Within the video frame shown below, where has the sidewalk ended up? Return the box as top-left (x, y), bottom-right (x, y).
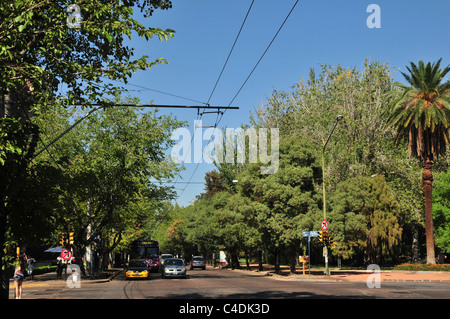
top-left (228, 264), bottom-right (450, 283)
top-left (330, 269), bottom-right (450, 283)
top-left (9, 268), bottom-right (122, 289)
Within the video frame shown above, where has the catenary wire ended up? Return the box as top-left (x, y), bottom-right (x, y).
top-left (216, 0), bottom-right (300, 126)
top-left (176, 1), bottom-right (257, 199)
top-left (176, 1), bottom-right (300, 200)
top-left (205, 0), bottom-right (255, 106)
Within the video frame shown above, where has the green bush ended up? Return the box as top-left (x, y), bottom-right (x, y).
top-left (27, 265), bottom-right (57, 276)
top-left (394, 263), bottom-right (450, 271)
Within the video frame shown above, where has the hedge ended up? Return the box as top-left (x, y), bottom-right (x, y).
top-left (27, 265), bottom-right (57, 276)
top-left (394, 263), bottom-right (450, 272)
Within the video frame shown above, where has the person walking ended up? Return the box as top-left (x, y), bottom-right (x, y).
top-left (26, 255), bottom-right (36, 280)
top-left (13, 255), bottom-right (25, 299)
top-left (56, 255), bottom-right (64, 278)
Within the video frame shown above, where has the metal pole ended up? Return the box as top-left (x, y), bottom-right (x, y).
top-left (31, 106), bottom-right (103, 160)
top-left (31, 104), bottom-right (239, 160)
top-left (308, 235), bottom-right (311, 276)
top-left (321, 115), bottom-right (343, 277)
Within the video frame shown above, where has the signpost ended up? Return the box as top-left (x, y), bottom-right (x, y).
top-left (302, 231), bottom-right (319, 276)
top-left (61, 249), bottom-right (72, 261)
top-left (320, 220), bottom-right (330, 276)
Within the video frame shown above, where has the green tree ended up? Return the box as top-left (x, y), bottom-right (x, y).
top-left (31, 98), bottom-right (184, 270)
top-left (330, 175), bottom-right (402, 264)
top-left (387, 59), bottom-right (450, 264)
top-left (0, 0), bottom-right (174, 296)
top-left (163, 199), bottom-right (216, 259)
top-left (433, 170), bottom-right (450, 254)
top-left (251, 59), bottom-right (396, 185)
top-left (198, 170), bottom-right (226, 199)
top-left (238, 136), bottom-right (321, 272)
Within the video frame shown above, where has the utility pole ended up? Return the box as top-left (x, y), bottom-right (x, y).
top-left (321, 115), bottom-right (343, 276)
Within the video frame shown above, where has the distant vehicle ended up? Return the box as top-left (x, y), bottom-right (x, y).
top-left (159, 254), bottom-right (173, 269)
top-left (126, 259), bottom-right (149, 279)
top-left (129, 239), bottom-right (159, 272)
top-left (190, 256), bottom-right (206, 270)
top-left (162, 258), bottom-right (187, 279)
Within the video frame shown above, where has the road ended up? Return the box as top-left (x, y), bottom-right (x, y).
top-left (12, 267), bottom-right (450, 300)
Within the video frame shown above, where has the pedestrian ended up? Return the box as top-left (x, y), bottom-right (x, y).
top-left (56, 255), bottom-right (64, 278)
top-left (26, 255), bottom-right (36, 280)
top-left (13, 255), bottom-right (25, 299)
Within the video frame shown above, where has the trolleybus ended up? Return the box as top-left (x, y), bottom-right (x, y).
top-left (129, 239), bottom-right (160, 272)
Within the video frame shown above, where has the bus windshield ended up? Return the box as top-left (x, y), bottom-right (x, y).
top-left (130, 239), bottom-right (159, 260)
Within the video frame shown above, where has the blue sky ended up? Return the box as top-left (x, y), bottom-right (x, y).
top-left (120, 0), bottom-right (450, 207)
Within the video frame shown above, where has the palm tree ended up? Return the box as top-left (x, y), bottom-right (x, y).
top-left (388, 59), bottom-right (450, 264)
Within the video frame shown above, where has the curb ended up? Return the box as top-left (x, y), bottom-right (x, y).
top-left (107, 269), bottom-right (122, 282)
top-left (9, 269), bottom-right (123, 289)
top-left (222, 266), bottom-right (450, 284)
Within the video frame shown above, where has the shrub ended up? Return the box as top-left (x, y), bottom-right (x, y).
top-left (394, 263), bottom-right (450, 271)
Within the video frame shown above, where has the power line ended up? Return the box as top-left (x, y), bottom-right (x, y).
top-left (206, 0), bottom-right (255, 106)
top-left (176, 1), bottom-right (256, 200)
top-left (32, 104), bottom-right (238, 161)
top-left (111, 80), bottom-right (209, 105)
top-left (228, 0), bottom-right (300, 107)
top-left (175, 1), bottom-right (300, 202)
top-left (89, 103), bottom-right (238, 110)
top-left (217, 0), bottom-right (300, 126)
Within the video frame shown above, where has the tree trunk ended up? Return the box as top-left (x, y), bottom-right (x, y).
top-left (289, 254), bottom-right (296, 274)
top-left (412, 223), bottom-right (419, 263)
top-left (422, 158), bottom-right (436, 264)
top-left (244, 250), bottom-right (250, 270)
top-left (258, 250), bottom-right (263, 271)
top-left (274, 248), bottom-right (280, 273)
top-left (0, 198), bottom-right (9, 299)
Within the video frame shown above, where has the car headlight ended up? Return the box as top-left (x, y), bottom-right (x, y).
top-left (182, 267), bottom-right (186, 272)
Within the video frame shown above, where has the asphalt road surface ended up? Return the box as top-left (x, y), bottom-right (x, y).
top-left (12, 267), bottom-right (450, 300)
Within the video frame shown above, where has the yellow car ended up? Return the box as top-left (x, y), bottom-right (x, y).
top-left (126, 260), bottom-right (149, 279)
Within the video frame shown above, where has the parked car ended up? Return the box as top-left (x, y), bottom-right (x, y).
top-left (190, 256), bottom-right (206, 270)
top-left (126, 259), bottom-right (149, 279)
top-left (162, 258), bottom-right (187, 279)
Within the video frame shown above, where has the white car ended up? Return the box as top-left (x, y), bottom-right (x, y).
top-left (162, 258), bottom-right (187, 278)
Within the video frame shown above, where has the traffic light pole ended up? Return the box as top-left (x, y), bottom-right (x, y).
top-left (321, 115), bottom-right (343, 277)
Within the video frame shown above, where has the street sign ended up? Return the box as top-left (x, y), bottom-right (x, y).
top-left (61, 249), bottom-right (72, 261)
top-left (321, 219), bottom-right (329, 231)
top-left (303, 231), bottom-right (319, 237)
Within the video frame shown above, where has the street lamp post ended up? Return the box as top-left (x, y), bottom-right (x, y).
top-left (321, 115), bottom-right (343, 276)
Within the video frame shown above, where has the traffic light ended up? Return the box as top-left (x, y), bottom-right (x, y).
top-left (328, 235), bottom-right (333, 247)
top-left (69, 232), bottom-right (74, 245)
top-left (60, 233), bottom-right (68, 246)
top-left (318, 231), bottom-right (324, 243)
top-left (323, 232), bottom-right (328, 244)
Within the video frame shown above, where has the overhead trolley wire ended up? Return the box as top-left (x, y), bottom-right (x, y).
top-left (206, 0), bottom-right (255, 106)
top-left (175, 0), bottom-right (300, 201)
top-left (111, 80), bottom-right (209, 106)
top-left (216, 0), bottom-right (300, 126)
top-left (175, 1), bottom-right (256, 199)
